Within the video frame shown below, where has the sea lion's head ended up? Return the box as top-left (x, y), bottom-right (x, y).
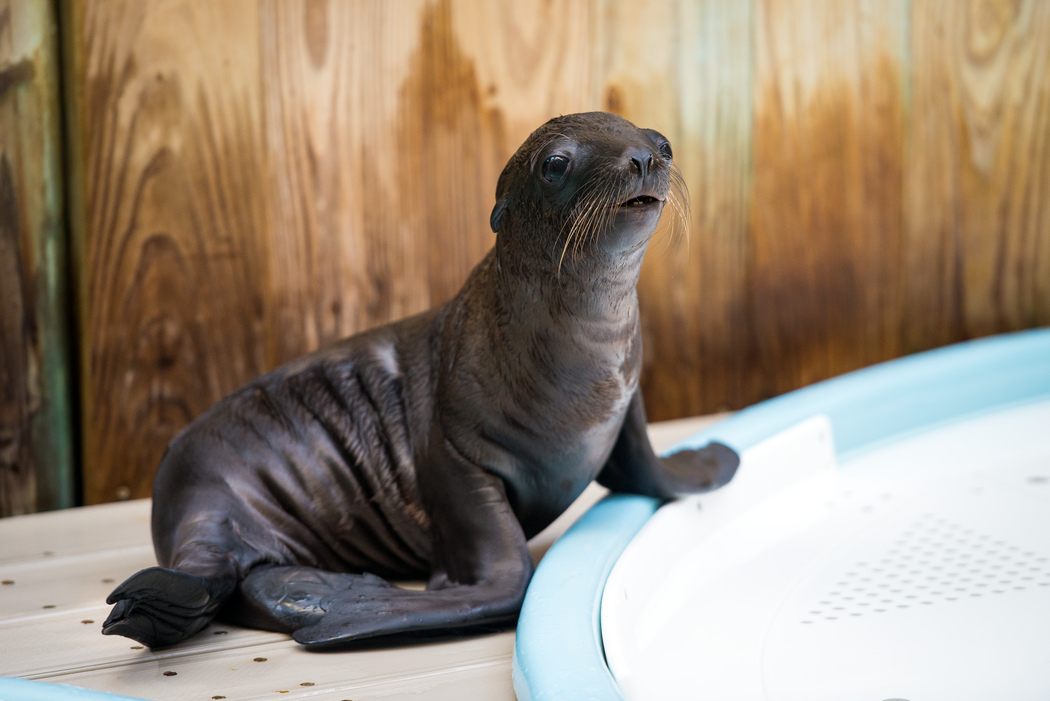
top-left (489, 112), bottom-right (687, 267)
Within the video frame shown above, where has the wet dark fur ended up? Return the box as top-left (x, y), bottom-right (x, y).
top-left (102, 112), bottom-right (739, 650)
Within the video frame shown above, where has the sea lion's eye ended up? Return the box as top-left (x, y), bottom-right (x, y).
top-left (657, 142), bottom-right (673, 160)
top-left (542, 155), bottom-right (569, 182)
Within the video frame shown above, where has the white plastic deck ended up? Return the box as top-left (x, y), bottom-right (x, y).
top-left (0, 415), bottom-right (722, 700)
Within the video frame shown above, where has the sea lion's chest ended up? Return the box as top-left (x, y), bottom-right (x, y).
top-left (510, 415), bottom-right (627, 538)
top-left (480, 361), bottom-right (638, 538)
top-left (435, 256), bottom-right (645, 537)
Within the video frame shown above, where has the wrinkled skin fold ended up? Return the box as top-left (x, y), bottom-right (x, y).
top-left (103, 112), bottom-right (740, 650)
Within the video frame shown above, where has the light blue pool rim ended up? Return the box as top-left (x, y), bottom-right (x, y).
top-left (0, 678), bottom-right (147, 701)
top-left (512, 328), bottom-right (1050, 701)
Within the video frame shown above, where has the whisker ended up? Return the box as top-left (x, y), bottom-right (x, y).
top-left (656, 164), bottom-right (690, 254)
top-left (672, 164), bottom-right (691, 252)
top-left (561, 177), bottom-right (617, 276)
top-left (557, 175), bottom-right (611, 277)
top-left (580, 185), bottom-right (612, 259)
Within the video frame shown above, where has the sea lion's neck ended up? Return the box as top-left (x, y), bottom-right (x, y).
top-left (493, 230), bottom-right (649, 327)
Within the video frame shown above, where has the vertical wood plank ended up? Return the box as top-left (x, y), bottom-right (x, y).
top-left (0, 0), bottom-right (74, 515)
top-left (751, 0), bottom-right (909, 395)
top-left (65, 0), bottom-right (1050, 505)
top-left (259, 0), bottom-right (430, 364)
top-left (594, 0), bottom-right (757, 420)
top-left (258, 0), bottom-right (601, 366)
top-left (435, 0), bottom-right (601, 299)
top-left (402, 0), bottom-right (509, 309)
top-left (904, 0), bottom-right (1050, 352)
top-left (450, 0), bottom-right (598, 139)
top-left (67, 0), bottom-right (270, 503)
top-left (406, 0), bottom-right (600, 307)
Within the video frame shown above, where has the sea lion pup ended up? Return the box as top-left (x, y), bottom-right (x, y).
top-left (102, 111), bottom-right (739, 650)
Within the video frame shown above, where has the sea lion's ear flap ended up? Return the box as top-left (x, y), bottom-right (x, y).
top-left (490, 196), bottom-right (509, 233)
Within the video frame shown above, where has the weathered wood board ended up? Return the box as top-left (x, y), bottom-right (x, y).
top-left (59, 0), bottom-right (1050, 505)
top-left (903, 0), bottom-right (1050, 351)
top-left (0, 0), bottom-right (74, 515)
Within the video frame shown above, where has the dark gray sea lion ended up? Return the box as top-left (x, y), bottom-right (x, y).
top-left (102, 112), bottom-right (739, 650)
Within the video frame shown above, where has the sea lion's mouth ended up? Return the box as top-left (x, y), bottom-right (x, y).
top-left (618, 195), bottom-right (663, 209)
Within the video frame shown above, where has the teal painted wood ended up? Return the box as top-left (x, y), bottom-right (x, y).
top-left (0, 0), bottom-right (75, 515)
top-left (514, 328), bottom-right (1050, 700)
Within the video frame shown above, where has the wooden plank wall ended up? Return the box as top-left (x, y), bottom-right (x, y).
top-left (0, 0), bottom-right (74, 515)
top-left (59, 0), bottom-right (1050, 505)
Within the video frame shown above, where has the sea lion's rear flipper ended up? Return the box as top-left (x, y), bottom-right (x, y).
top-left (238, 565), bottom-right (520, 649)
top-left (102, 567), bottom-right (234, 648)
top-left (597, 388), bottom-right (740, 498)
top-left (235, 566), bottom-right (393, 634)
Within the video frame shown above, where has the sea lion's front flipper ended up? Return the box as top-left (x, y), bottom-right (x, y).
top-left (240, 431), bottom-right (533, 649)
top-left (597, 388), bottom-right (740, 499)
top-left (102, 567), bottom-right (234, 648)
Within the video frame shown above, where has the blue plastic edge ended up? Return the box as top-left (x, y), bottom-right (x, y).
top-left (513, 328), bottom-right (1050, 701)
top-left (512, 494), bottom-right (659, 701)
top-left (0, 678), bottom-right (148, 701)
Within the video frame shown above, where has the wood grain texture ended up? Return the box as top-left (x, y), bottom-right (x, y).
top-left (0, 0), bottom-right (74, 515)
top-left (256, 0), bottom-right (571, 364)
top-left (751, 0), bottom-right (909, 397)
top-left (422, 0), bottom-right (603, 307)
top-left (595, 0), bottom-right (757, 419)
top-left (68, 0), bottom-right (270, 504)
top-left (259, 0), bottom-right (428, 363)
top-left (903, 0), bottom-right (1050, 352)
top-left (65, 0), bottom-right (1050, 504)
top-left (255, 0), bottom-right (603, 365)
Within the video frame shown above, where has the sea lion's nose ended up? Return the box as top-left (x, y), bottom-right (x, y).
top-left (626, 147), bottom-right (654, 179)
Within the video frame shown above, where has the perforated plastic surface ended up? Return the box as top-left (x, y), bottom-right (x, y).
top-left (603, 401), bottom-right (1050, 700)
